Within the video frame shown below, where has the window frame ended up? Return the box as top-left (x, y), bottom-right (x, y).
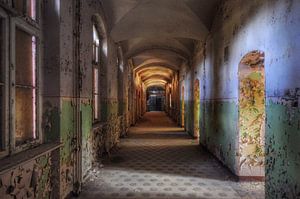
top-left (92, 25), bottom-right (100, 65)
top-left (10, 0), bottom-right (39, 22)
top-left (10, 16), bottom-right (41, 154)
top-left (0, 7), bottom-right (9, 158)
top-left (92, 24), bottom-right (101, 123)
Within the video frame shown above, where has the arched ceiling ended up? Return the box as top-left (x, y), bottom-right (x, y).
top-left (101, 0), bottom-right (221, 88)
top-left (136, 67), bottom-right (174, 83)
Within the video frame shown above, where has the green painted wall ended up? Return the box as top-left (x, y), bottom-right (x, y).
top-left (60, 100), bottom-right (75, 164)
top-left (35, 154), bottom-right (52, 199)
top-left (81, 102), bottom-right (93, 176)
top-left (59, 100), bottom-right (75, 197)
top-left (81, 103), bottom-right (92, 141)
top-left (101, 100), bottom-right (124, 121)
top-left (201, 100), bottom-right (238, 173)
top-left (43, 101), bottom-right (60, 142)
top-left (185, 100), bottom-right (193, 137)
top-left (266, 100), bottom-right (300, 198)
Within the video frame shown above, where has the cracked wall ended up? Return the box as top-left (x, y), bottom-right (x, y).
top-left (0, 151), bottom-right (57, 199)
top-left (0, 0), bottom-right (130, 198)
top-left (189, 0), bottom-right (300, 198)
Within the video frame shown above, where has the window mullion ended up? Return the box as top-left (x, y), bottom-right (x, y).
top-left (9, 17), bottom-right (16, 153)
top-left (0, 7), bottom-right (9, 157)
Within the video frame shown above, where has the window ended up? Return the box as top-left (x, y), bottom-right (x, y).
top-left (93, 68), bottom-right (99, 120)
top-left (0, 2), bottom-right (41, 157)
top-left (15, 27), bottom-right (37, 146)
top-left (92, 25), bottom-right (100, 121)
top-left (13, 0), bottom-right (36, 20)
top-left (93, 25), bottom-right (100, 64)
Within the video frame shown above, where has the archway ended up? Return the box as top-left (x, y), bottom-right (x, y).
top-left (181, 86), bottom-right (185, 128)
top-left (238, 51), bottom-right (265, 177)
top-left (193, 79), bottom-right (200, 138)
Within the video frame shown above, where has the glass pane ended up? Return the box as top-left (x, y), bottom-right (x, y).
top-left (15, 87), bottom-right (36, 145)
top-left (14, 0), bottom-right (36, 20)
top-left (0, 86), bottom-right (4, 150)
top-left (27, 0), bottom-right (36, 20)
top-left (93, 68), bottom-right (99, 120)
top-left (15, 28), bottom-right (36, 86)
top-left (14, 0), bottom-right (25, 14)
top-left (95, 45), bottom-right (99, 63)
top-left (94, 94), bottom-right (99, 119)
top-left (93, 25), bottom-right (100, 63)
top-left (93, 68), bottom-right (98, 94)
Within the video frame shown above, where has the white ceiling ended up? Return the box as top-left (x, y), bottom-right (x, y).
top-left (101, 0), bottom-right (221, 88)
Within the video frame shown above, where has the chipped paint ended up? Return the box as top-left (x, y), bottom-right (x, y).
top-left (0, 153), bottom-right (53, 199)
top-left (238, 51), bottom-right (265, 177)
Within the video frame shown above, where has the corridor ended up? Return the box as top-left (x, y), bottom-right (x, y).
top-left (78, 112), bottom-right (264, 199)
top-left (0, 1), bottom-right (299, 198)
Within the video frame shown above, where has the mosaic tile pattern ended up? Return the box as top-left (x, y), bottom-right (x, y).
top-left (78, 112), bottom-right (264, 199)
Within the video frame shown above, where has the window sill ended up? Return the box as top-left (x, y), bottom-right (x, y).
top-left (0, 142), bottom-right (62, 174)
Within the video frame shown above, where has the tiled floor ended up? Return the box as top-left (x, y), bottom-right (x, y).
top-left (78, 112), bottom-right (264, 199)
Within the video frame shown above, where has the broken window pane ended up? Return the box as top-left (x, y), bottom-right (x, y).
top-left (13, 0), bottom-right (36, 20)
top-left (15, 27), bottom-right (37, 146)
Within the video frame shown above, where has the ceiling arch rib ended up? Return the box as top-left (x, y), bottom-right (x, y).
top-left (140, 71), bottom-right (172, 80)
top-left (144, 79), bottom-right (168, 88)
top-left (136, 66), bottom-right (174, 76)
top-left (127, 47), bottom-right (190, 61)
top-left (137, 67), bottom-right (173, 82)
top-left (142, 74), bottom-right (171, 82)
top-left (134, 62), bottom-right (179, 72)
top-left (145, 83), bottom-right (166, 89)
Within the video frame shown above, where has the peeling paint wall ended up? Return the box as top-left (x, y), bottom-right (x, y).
top-left (189, 0), bottom-right (300, 198)
top-left (1, 0), bottom-right (130, 198)
top-left (79, 0), bottom-right (130, 184)
top-left (166, 72), bottom-right (180, 124)
top-left (0, 151), bottom-right (57, 199)
top-left (180, 62), bottom-right (194, 136)
top-left (238, 51), bottom-right (265, 177)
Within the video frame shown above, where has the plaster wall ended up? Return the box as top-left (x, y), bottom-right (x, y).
top-left (190, 0), bottom-right (300, 198)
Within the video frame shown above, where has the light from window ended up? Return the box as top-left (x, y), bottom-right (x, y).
top-left (15, 28), bottom-right (37, 145)
top-left (93, 68), bottom-right (99, 120)
top-left (93, 25), bottom-right (100, 63)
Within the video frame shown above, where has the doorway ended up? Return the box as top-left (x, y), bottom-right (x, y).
top-left (238, 51), bottom-right (265, 177)
top-left (181, 86), bottom-right (185, 128)
top-left (146, 86), bottom-right (165, 112)
top-left (193, 79), bottom-right (200, 138)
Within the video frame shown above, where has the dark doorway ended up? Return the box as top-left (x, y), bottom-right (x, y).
top-left (146, 86), bottom-right (165, 112)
